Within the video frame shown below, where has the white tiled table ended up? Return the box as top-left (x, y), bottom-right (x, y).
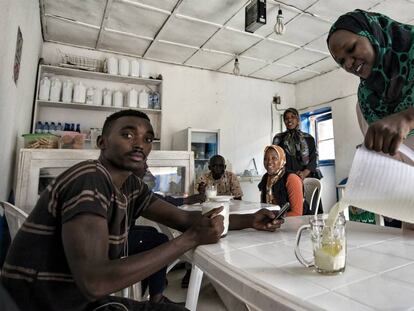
top-left (186, 212), bottom-right (414, 311)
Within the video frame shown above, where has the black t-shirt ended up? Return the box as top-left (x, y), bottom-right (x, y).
top-left (2, 160), bottom-right (153, 311)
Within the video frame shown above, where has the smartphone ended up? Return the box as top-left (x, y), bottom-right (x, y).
top-left (275, 202), bottom-right (290, 220)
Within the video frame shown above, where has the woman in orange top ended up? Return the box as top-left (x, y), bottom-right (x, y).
top-left (258, 145), bottom-right (308, 217)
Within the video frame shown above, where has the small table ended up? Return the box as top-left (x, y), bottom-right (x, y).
top-left (186, 214), bottom-right (414, 310)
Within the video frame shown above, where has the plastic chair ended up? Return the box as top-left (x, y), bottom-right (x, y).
top-left (1, 202), bottom-right (28, 240)
top-left (303, 178), bottom-right (322, 216)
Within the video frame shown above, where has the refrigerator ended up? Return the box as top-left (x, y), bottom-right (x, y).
top-left (172, 128), bottom-right (220, 183)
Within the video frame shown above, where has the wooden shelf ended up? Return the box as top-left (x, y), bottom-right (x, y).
top-left (37, 100), bottom-right (161, 113)
top-left (41, 65), bottom-right (162, 85)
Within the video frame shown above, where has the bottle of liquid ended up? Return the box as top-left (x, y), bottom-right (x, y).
top-left (76, 124), bottom-right (81, 133)
top-left (70, 123), bottom-right (75, 131)
top-left (56, 122), bottom-right (63, 131)
top-left (152, 91), bottom-right (161, 109)
top-left (49, 122), bottom-right (57, 134)
top-left (64, 123), bottom-right (70, 131)
top-left (43, 122), bottom-right (50, 134)
top-left (35, 121), bottom-right (43, 134)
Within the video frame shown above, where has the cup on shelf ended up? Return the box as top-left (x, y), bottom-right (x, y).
top-left (106, 57), bottom-right (118, 75)
top-left (62, 80), bottom-right (73, 103)
top-left (119, 58), bottom-right (129, 76)
top-left (103, 88), bottom-right (112, 106)
top-left (38, 76), bottom-right (51, 100)
top-left (73, 81), bottom-right (86, 103)
top-left (113, 90), bottom-right (123, 107)
top-left (130, 59), bottom-right (140, 77)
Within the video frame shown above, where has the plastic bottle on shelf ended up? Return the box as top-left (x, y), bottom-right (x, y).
top-left (38, 76), bottom-right (51, 100)
top-left (43, 122), bottom-right (50, 134)
top-left (76, 124), bottom-right (81, 133)
top-left (64, 123), bottom-right (70, 131)
top-left (85, 87), bottom-right (95, 105)
top-left (138, 89), bottom-right (149, 109)
top-left (62, 80), bottom-right (73, 103)
top-left (35, 121), bottom-right (43, 134)
top-left (56, 122), bottom-right (63, 131)
top-left (152, 91), bottom-right (161, 109)
top-left (148, 91), bottom-right (154, 109)
top-left (49, 122), bottom-right (57, 134)
top-left (49, 78), bottom-right (62, 102)
top-left (70, 123), bottom-right (75, 131)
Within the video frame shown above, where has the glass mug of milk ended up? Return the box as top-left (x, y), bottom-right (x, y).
top-left (205, 184), bottom-right (217, 200)
top-left (201, 202), bottom-right (229, 236)
top-left (294, 214), bottom-right (346, 274)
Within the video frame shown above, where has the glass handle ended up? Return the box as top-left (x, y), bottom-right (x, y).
top-left (294, 224), bottom-right (314, 268)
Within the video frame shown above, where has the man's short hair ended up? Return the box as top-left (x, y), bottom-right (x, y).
top-left (209, 155), bottom-right (225, 165)
top-left (102, 109), bottom-right (150, 136)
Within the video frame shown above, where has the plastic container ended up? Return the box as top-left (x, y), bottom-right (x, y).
top-left (59, 131), bottom-right (86, 149)
top-left (23, 133), bottom-right (59, 149)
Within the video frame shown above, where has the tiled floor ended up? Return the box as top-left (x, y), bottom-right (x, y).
top-left (164, 266), bottom-right (227, 311)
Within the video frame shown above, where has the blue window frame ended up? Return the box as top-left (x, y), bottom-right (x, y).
top-left (300, 107), bottom-right (335, 166)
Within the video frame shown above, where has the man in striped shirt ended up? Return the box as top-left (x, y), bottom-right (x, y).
top-left (2, 110), bottom-right (283, 311)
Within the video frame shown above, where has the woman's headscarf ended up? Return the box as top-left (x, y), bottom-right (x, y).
top-left (327, 9), bottom-right (414, 134)
top-left (264, 145), bottom-right (286, 204)
top-left (278, 108), bottom-right (311, 166)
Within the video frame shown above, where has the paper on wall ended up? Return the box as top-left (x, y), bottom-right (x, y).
top-left (342, 145), bottom-right (414, 223)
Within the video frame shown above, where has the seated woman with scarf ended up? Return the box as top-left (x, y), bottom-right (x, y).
top-left (258, 145), bottom-right (308, 217)
top-left (273, 108), bottom-right (320, 180)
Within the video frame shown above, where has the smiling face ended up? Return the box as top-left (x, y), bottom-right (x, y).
top-left (264, 148), bottom-right (281, 176)
top-left (284, 111), bottom-right (299, 130)
top-left (328, 29), bottom-right (376, 79)
top-left (98, 116), bottom-right (154, 172)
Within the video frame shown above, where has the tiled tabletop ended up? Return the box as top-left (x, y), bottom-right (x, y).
top-left (192, 215), bottom-right (414, 311)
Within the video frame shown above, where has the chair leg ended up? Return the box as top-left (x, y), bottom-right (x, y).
top-left (185, 264), bottom-right (203, 311)
top-left (131, 282), bottom-right (142, 301)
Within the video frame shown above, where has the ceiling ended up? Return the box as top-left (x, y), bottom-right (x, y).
top-left (39, 0), bottom-right (414, 84)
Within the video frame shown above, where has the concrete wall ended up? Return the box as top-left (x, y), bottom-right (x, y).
top-left (0, 0), bottom-right (42, 201)
top-left (41, 42), bottom-right (295, 177)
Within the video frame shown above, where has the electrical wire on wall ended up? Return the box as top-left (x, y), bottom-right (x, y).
top-left (270, 95), bottom-right (285, 143)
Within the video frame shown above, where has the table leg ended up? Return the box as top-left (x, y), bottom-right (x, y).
top-left (185, 264), bottom-right (203, 311)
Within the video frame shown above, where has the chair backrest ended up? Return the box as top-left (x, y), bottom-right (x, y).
top-left (303, 178), bottom-right (322, 216)
top-left (1, 202), bottom-right (28, 241)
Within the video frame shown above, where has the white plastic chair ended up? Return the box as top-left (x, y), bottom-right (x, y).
top-left (1, 202), bottom-right (28, 240)
top-left (303, 178), bottom-right (322, 216)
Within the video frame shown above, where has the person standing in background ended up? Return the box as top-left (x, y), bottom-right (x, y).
top-left (273, 108), bottom-right (320, 180)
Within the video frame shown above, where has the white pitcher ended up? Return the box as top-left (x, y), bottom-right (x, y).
top-left (126, 89), bottom-right (138, 108)
top-left (130, 59), bottom-right (140, 77)
top-left (106, 57), bottom-right (118, 75)
top-left (119, 58), bottom-right (129, 76)
top-left (93, 87), bottom-right (102, 106)
top-left (86, 87), bottom-right (95, 105)
top-left (38, 76), bottom-right (51, 100)
top-left (138, 89), bottom-right (149, 109)
top-left (113, 90), bottom-right (123, 107)
top-left (103, 88), bottom-right (112, 106)
top-left (73, 81), bottom-right (86, 103)
top-left (62, 80), bottom-right (73, 103)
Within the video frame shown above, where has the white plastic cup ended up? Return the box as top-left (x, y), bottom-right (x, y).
top-left (201, 202), bottom-right (229, 236)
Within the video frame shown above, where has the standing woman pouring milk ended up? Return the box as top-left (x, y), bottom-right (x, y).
top-left (327, 9), bottom-right (414, 163)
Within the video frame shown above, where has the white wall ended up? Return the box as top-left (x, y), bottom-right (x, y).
top-left (296, 69), bottom-right (363, 210)
top-left (41, 43), bottom-right (295, 177)
top-left (0, 0), bottom-right (42, 201)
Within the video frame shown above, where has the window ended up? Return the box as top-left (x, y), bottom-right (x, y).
top-left (300, 107), bottom-right (335, 166)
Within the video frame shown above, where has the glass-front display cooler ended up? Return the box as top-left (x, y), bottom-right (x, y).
top-left (172, 128), bottom-right (220, 183)
top-left (15, 149), bottom-right (195, 214)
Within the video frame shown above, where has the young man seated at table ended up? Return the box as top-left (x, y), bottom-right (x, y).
top-left (197, 155), bottom-right (243, 200)
top-left (2, 110), bottom-right (283, 311)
